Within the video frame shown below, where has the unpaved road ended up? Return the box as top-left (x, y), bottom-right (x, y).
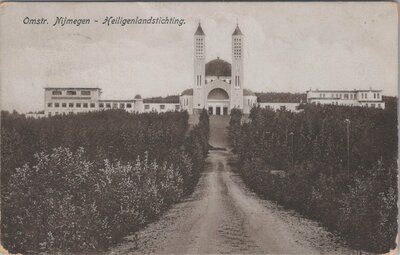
top-left (107, 116), bottom-right (354, 254)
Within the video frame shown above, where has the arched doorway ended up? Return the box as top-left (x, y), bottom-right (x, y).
top-left (207, 88), bottom-right (229, 115)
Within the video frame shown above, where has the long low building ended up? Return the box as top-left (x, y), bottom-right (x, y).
top-left (33, 86), bottom-right (386, 118)
top-left (43, 87), bottom-right (181, 117)
top-left (306, 89), bottom-right (385, 109)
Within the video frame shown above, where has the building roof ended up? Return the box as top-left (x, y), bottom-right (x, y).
top-left (99, 99), bottom-right (135, 102)
top-left (232, 24), bottom-right (243, 36)
top-left (194, 23), bottom-right (205, 36)
top-left (243, 89), bottom-right (256, 96)
top-left (206, 58), bottom-right (231, 77)
top-left (143, 95), bottom-right (180, 103)
top-left (181, 88), bottom-right (193, 96)
top-left (307, 89), bottom-right (382, 93)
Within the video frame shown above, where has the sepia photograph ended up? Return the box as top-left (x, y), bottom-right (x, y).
top-left (0, 1), bottom-right (398, 254)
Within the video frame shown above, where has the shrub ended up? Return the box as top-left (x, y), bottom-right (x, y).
top-left (2, 110), bottom-right (209, 253)
top-left (228, 104), bottom-right (397, 253)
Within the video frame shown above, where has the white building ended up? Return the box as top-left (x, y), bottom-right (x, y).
top-left (306, 89), bottom-right (385, 109)
top-left (44, 87), bottom-right (179, 117)
top-left (179, 23), bottom-right (257, 115)
top-left (44, 87), bottom-right (102, 117)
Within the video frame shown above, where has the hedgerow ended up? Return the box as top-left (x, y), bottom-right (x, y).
top-left (228, 104), bottom-right (397, 253)
top-left (1, 109), bottom-right (209, 254)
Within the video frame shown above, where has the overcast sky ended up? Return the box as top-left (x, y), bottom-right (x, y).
top-left (0, 2), bottom-right (397, 113)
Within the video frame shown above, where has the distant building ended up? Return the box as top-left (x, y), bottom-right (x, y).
top-left (36, 23), bottom-right (385, 118)
top-left (44, 87), bottom-right (180, 117)
top-left (306, 89), bottom-right (385, 109)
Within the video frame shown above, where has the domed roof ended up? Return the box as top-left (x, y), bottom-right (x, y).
top-left (205, 58), bottom-right (231, 77)
top-left (181, 88), bottom-right (193, 96)
top-left (243, 89), bottom-right (255, 96)
top-left (134, 94), bottom-right (142, 99)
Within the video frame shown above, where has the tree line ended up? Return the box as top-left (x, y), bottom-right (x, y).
top-left (228, 104), bottom-right (397, 254)
top-left (2, 109), bottom-right (209, 254)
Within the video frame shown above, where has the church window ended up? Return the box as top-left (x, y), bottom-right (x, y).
top-left (144, 105), bottom-right (150, 110)
top-left (55, 103), bottom-right (60, 108)
top-left (47, 103), bottom-right (52, 107)
top-left (76, 103), bottom-right (81, 108)
top-left (120, 103), bottom-right (125, 108)
top-left (83, 103), bottom-right (88, 108)
top-left (197, 75), bottom-right (202, 87)
top-left (69, 103), bottom-right (74, 107)
top-left (52, 91), bottom-right (62, 95)
top-left (160, 105), bottom-right (165, 110)
top-left (66, 90), bottom-right (77, 95)
top-left (99, 103), bottom-right (104, 108)
top-left (90, 103), bottom-right (95, 108)
top-left (106, 103), bottom-right (111, 108)
top-left (62, 103), bottom-right (67, 108)
top-left (81, 91), bottom-right (91, 96)
top-left (127, 103), bottom-right (132, 108)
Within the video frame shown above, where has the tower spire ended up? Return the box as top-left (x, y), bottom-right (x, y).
top-left (195, 22), bottom-right (205, 36)
top-left (232, 22), bottom-right (243, 36)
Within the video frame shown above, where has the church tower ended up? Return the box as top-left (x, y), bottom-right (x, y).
top-left (230, 24), bottom-right (244, 110)
top-left (193, 23), bottom-right (206, 112)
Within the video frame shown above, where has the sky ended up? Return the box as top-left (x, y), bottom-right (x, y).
top-left (0, 2), bottom-right (397, 113)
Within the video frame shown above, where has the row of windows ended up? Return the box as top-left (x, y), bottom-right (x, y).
top-left (318, 93), bottom-right (358, 100)
top-left (48, 102), bottom-right (133, 109)
top-left (144, 105), bottom-right (180, 110)
top-left (312, 101), bottom-right (382, 108)
top-left (233, 46), bottom-right (242, 58)
top-left (316, 92), bottom-right (381, 100)
top-left (52, 90), bottom-right (91, 96)
top-left (100, 103), bottom-right (132, 108)
top-left (195, 38), bottom-right (204, 58)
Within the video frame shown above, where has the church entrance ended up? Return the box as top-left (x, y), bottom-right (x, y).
top-left (207, 88), bottom-right (230, 116)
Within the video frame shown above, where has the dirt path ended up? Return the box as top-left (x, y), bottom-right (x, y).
top-left (106, 116), bottom-right (354, 254)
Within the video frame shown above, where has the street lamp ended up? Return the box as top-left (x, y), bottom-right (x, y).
top-left (344, 119), bottom-right (351, 178)
top-left (289, 132), bottom-right (294, 171)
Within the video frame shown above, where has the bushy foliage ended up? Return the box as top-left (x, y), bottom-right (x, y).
top-left (255, 92), bottom-right (306, 103)
top-left (228, 104), bottom-right (397, 253)
top-left (2, 110), bottom-right (209, 253)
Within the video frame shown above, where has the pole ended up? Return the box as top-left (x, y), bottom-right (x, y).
top-left (345, 119), bottom-right (350, 179)
top-left (289, 132), bottom-right (294, 171)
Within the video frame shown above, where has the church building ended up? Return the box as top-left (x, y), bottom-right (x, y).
top-left (179, 23), bottom-right (257, 115)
